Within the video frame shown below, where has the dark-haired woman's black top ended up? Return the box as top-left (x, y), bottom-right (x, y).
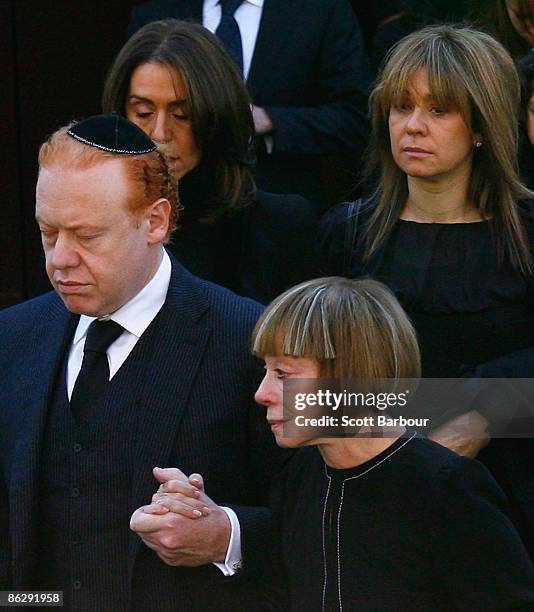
top-left (519, 141), bottom-right (534, 191)
top-left (268, 434), bottom-right (534, 611)
top-left (320, 200), bottom-right (534, 558)
top-left (169, 187), bottom-right (319, 305)
top-left (321, 203), bottom-right (534, 377)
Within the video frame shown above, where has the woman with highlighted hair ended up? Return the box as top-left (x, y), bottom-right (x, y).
top-left (251, 276), bottom-right (534, 611)
top-left (320, 24), bottom-right (534, 559)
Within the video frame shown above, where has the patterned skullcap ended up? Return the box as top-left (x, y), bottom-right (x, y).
top-left (67, 113), bottom-right (156, 154)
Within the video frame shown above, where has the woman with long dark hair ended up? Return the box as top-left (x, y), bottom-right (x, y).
top-left (103, 19), bottom-right (318, 304)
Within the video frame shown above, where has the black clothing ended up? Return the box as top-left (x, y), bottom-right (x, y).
top-left (37, 358), bottom-right (141, 610)
top-left (270, 434), bottom-right (534, 611)
top-left (356, 1), bottom-right (471, 72)
top-left (216, 0), bottom-right (244, 76)
top-left (519, 141), bottom-right (534, 191)
top-left (171, 171), bottom-right (319, 304)
top-left (70, 319), bottom-right (124, 421)
top-left (320, 200), bottom-right (534, 558)
top-left (320, 202), bottom-right (534, 377)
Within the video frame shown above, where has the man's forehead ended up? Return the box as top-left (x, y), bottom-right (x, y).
top-left (36, 158), bottom-right (135, 219)
top-left (38, 156), bottom-right (130, 185)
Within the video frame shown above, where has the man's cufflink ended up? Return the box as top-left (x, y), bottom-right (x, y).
top-left (232, 560), bottom-right (243, 571)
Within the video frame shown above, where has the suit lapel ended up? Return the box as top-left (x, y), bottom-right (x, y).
top-left (128, 259), bottom-right (212, 569)
top-left (9, 296), bottom-right (76, 586)
top-left (247, 0), bottom-right (301, 98)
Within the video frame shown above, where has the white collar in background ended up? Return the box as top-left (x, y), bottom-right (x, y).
top-left (205, 0), bottom-right (264, 9)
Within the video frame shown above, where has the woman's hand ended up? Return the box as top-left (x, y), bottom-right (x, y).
top-left (132, 468), bottom-right (232, 566)
top-left (428, 410), bottom-right (490, 458)
top-left (143, 467), bottom-right (211, 519)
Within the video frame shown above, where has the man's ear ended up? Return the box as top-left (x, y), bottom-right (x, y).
top-left (146, 198), bottom-right (171, 244)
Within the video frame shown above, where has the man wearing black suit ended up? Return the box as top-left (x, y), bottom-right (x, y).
top-left (129, 0), bottom-right (372, 208)
top-left (0, 115), bottom-right (282, 610)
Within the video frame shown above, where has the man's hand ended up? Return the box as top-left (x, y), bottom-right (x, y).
top-left (429, 410), bottom-right (490, 458)
top-left (130, 468), bottom-right (232, 566)
top-left (252, 105), bottom-right (273, 135)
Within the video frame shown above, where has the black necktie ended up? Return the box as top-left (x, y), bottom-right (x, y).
top-left (70, 319), bottom-right (124, 421)
top-left (216, 0), bottom-right (244, 77)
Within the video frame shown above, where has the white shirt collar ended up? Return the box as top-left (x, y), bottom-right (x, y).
top-left (206, 0), bottom-right (264, 8)
top-left (73, 248), bottom-right (172, 344)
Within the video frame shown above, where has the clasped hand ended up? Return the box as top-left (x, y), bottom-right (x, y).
top-left (428, 410), bottom-right (490, 458)
top-left (130, 467), bottom-right (231, 566)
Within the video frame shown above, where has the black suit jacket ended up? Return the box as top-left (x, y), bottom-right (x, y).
top-left (129, 0), bottom-right (372, 205)
top-left (0, 254), bottom-right (286, 608)
top-left (170, 190), bottom-right (319, 304)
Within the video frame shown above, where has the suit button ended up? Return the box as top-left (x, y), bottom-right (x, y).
top-left (73, 443), bottom-right (82, 453)
top-left (73, 580), bottom-right (82, 590)
top-left (71, 487), bottom-right (80, 497)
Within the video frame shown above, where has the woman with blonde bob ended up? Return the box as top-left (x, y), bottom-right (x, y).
top-left (251, 277), bottom-right (534, 610)
top-left (321, 25), bottom-right (534, 558)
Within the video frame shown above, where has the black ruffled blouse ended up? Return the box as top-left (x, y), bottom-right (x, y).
top-left (320, 203), bottom-right (534, 377)
top-left (379, 219), bottom-right (534, 377)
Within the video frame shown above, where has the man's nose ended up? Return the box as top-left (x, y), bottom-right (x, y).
top-left (49, 234), bottom-right (80, 269)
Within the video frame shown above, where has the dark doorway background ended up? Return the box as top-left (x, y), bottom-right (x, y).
top-left (1, 1), bottom-right (142, 308)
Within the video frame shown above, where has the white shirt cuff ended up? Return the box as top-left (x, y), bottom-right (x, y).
top-left (264, 134), bottom-right (274, 154)
top-left (213, 506), bottom-right (242, 576)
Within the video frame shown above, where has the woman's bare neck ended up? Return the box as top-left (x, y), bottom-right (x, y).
top-left (401, 173), bottom-right (483, 223)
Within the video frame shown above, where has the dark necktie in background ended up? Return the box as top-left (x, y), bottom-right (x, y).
top-left (70, 319), bottom-right (124, 421)
top-left (216, 0), bottom-right (244, 77)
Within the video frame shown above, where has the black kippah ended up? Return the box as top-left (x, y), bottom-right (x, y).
top-left (67, 114), bottom-right (156, 154)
